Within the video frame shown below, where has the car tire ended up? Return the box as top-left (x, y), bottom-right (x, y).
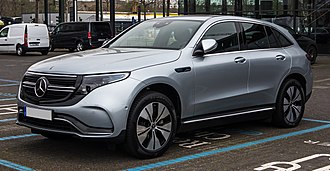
top-left (76, 41), bottom-right (84, 52)
top-left (41, 50), bottom-right (49, 55)
top-left (16, 45), bottom-right (26, 56)
top-left (125, 91), bottom-right (177, 158)
top-left (272, 79), bottom-right (305, 128)
top-left (307, 45), bottom-right (317, 64)
top-left (49, 44), bottom-right (54, 52)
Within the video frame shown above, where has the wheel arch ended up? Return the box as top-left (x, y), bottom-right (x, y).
top-left (279, 73), bottom-right (307, 96)
top-left (129, 83), bottom-right (182, 129)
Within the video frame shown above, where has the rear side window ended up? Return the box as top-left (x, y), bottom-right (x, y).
top-left (61, 23), bottom-right (88, 32)
top-left (272, 28), bottom-right (293, 47)
top-left (242, 23), bottom-right (269, 50)
top-left (92, 23), bottom-right (111, 34)
top-left (202, 22), bottom-right (239, 53)
top-left (265, 26), bottom-right (281, 48)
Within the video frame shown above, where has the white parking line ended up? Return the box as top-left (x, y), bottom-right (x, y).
top-left (314, 78), bottom-right (330, 83)
top-left (0, 111), bottom-right (17, 116)
top-left (0, 104), bottom-right (17, 116)
top-left (0, 104), bottom-right (16, 107)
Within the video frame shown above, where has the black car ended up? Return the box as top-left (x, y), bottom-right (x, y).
top-left (280, 25), bottom-right (318, 64)
top-left (50, 22), bottom-right (113, 52)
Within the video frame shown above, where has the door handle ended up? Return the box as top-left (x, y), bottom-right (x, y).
top-left (175, 67), bottom-right (191, 73)
top-left (276, 55), bottom-right (286, 61)
top-left (234, 57), bottom-right (246, 64)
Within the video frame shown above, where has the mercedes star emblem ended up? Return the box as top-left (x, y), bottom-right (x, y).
top-left (34, 77), bottom-right (48, 97)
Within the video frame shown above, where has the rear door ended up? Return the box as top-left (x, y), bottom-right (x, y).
top-left (0, 27), bottom-right (9, 52)
top-left (239, 22), bottom-right (292, 106)
top-left (91, 22), bottom-right (112, 47)
top-left (27, 24), bottom-right (49, 48)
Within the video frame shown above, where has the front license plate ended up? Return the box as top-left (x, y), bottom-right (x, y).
top-left (25, 107), bottom-right (52, 121)
top-left (98, 39), bottom-right (106, 42)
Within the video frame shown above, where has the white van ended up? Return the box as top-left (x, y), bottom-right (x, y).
top-left (0, 23), bottom-right (49, 56)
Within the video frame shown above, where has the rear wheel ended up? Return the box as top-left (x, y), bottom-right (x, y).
top-left (307, 45), bottom-right (317, 64)
top-left (16, 45), bottom-right (26, 56)
top-left (125, 91), bottom-right (177, 158)
top-left (76, 41), bottom-right (84, 52)
top-left (272, 79), bottom-right (305, 127)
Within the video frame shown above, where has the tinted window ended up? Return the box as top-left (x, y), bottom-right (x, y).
top-left (272, 28), bottom-right (293, 47)
top-left (60, 23), bottom-right (88, 32)
top-left (202, 22), bottom-right (239, 53)
top-left (92, 23), bottom-right (111, 34)
top-left (242, 23), bottom-right (269, 50)
top-left (265, 26), bottom-right (280, 48)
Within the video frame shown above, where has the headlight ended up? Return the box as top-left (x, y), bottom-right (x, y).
top-left (76, 72), bottom-right (130, 94)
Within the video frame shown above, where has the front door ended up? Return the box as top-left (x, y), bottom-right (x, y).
top-left (0, 28), bottom-right (9, 52)
top-left (193, 22), bottom-right (250, 116)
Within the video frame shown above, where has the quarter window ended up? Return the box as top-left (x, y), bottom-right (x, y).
top-left (242, 23), bottom-right (269, 50)
top-left (272, 28), bottom-right (293, 47)
top-left (202, 22), bottom-right (239, 53)
top-left (265, 26), bottom-right (281, 48)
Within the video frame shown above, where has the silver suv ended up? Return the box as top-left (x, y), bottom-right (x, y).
top-left (17, 16), bottom-right (313, 158)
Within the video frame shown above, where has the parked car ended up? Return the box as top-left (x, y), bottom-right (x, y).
top-left (310, 27), bottom-right (330, 44)
top-left (50, 21), bottom-right (112, 52)
top-left (280, 25), bottom-right (318, 64)
top-left (0, 23), bottom-right (49, 56)
top-left (17, 16), bottom-right (312, 158)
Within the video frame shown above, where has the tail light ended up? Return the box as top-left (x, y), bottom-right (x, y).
top-left (24, 25), bottom-right (28, 46)
top-left (88, 32), bottom-right (92, 39)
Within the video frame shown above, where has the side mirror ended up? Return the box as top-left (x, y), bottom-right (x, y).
top-left (193, 39), bottom-right (218, 57)
top-left (202, 39), bottom-right (217, 54)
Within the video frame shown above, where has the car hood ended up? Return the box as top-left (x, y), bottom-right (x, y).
top-left (28, 48), bottom-right (181, 75)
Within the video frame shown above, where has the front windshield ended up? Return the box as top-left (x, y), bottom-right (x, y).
top-left (109, 20), bottom-right (202, 50)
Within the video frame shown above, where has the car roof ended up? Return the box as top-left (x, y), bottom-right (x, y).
top-left (150, 15), bottom-right (272, 24)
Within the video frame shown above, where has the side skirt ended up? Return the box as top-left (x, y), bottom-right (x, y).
top-left (178, 105), bottom-right (275, 133)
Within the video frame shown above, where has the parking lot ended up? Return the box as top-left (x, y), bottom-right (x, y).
top-left (0, 51), bottom-right (330, 170)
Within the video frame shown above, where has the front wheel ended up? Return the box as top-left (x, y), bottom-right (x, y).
top-left (272, 79), bottom-right (305, 128)
top-left (125, 91), bottom-right (177, 158)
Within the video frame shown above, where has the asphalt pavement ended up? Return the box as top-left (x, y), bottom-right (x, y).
top-left (0, 50), bottom-right (330, 171)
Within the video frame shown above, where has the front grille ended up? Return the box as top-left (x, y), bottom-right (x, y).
top-left (18, 114), bottom-right (76, 132)
top-left (21, 72), bottom-right (81, 105)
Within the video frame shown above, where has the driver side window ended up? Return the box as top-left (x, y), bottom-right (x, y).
top-left (0, 28), bottom-right (9, 38)
top-left (202, 22), bottom-right (239, 54)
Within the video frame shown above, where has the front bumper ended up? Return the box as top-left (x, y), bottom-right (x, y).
top-left (17, 77), bottom-right (143, 139)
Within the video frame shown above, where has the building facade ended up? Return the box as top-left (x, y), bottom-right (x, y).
top-left (178, 0), bottom-right (330, 45)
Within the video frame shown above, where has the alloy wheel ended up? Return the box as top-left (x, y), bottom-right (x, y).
top-left (283, 86), bottom-right (303, 123)
top-left (136, 102), bottom-right (172, 151)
